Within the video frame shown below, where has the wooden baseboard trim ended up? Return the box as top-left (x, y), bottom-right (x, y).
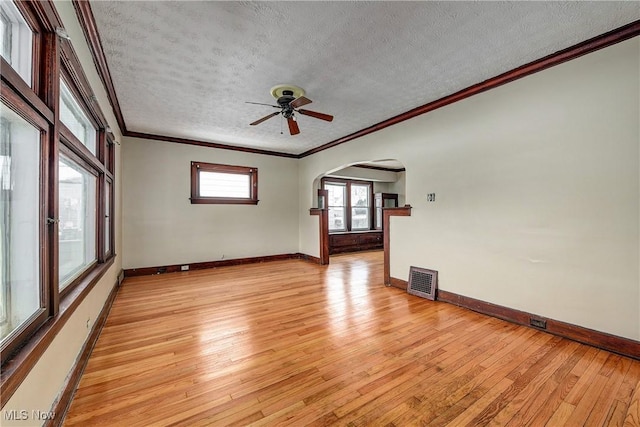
top-left (297, 253), bottom-right (323, 264)
top-left (124, 253), bottom-right (325, 277)
top-left (389, 277), bottom-right (408, 290)
top-left (389, 277), bottom-right (639, 360)
top-left (47, 279), bottom-right (120, 427)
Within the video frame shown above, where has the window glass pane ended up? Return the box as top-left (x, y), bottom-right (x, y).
top-left (325, 183), bottom-right (346, 231)
top-left (199, 171), bottom-right (249, 198)
top-left (59, 155), bottom-right (96, 289)
top-left (351, 184), bottom-right (370, 230)
top-left (351, 207), bottom-right (369, 230)
top-left (0, 103), bottom-right (41, 344)
top-left (105, 180), bottom-right (111, 254)
top-left (0, 1), bottom-right (32, 86)
top-left (59, 80), bottom-right (97, 154)
top-left (328, 207), bottom-right (345, 232)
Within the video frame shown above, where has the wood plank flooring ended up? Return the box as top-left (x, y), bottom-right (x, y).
top-left (63, 251), bottom-right (640, 426)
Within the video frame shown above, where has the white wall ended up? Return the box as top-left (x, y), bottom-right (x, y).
top-left (122, 137), bottom-right (299, 269)
top-left (2, 1), bottom-right (124, 424)
top-left (298, 37), bottom-right (640, 340)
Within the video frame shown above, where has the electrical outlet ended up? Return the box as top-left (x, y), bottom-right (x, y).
top-left (426, 193), bottom-right (436, 202)
top-left (181, 265), bottom-right (189, 271)
top-left (530, 318), bottom-right (547, 329)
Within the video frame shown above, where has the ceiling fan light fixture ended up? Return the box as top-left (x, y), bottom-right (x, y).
top-left (270, 84), bottom-right (305, 100)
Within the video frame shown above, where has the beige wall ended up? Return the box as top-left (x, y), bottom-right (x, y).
top-left (298, 37), bottom-right (640, 340)
top-left (2, 1), bottom-right (124, 424)
top-left (121, 137), bottom-right (300, 269)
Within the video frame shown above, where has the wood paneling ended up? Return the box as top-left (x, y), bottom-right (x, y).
top-left (329, 231), bottom-right (383, 254)
top-left (62, 252), bottom-right (640, 426)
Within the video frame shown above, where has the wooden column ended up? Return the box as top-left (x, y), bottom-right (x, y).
top-left (309, 189), bottom-right (329, 265)
top-left (383, 205), bottom-right (412, 286)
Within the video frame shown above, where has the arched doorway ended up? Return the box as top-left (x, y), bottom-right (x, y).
top-left (310, 160), bottom-right (408, 284)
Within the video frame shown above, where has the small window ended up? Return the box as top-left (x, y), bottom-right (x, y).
top-left (190, 162), bottom-right (258, 205)
top-left (59, 79), bottom-right (97, 154)
top-left (0, 1), bottom-right (32, 86)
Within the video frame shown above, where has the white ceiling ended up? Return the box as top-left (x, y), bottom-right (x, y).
top-left (89, 1), bottom-right (639, 156)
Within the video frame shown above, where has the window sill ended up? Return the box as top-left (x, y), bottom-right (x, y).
top-left (0, 255), bottom-right (116, 407)
top-left (190, 198), bottom-right (259, 205)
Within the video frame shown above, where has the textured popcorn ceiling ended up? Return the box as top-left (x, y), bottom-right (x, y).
top-left (90, 1), bottom-right (639, 155)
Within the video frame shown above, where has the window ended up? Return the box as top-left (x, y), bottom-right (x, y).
top-left (323, 178), bottom-right (372, 232)
top-left (0, 103), bottom-right (44, 348)
top-left (0, 0), bottom-right (32, 86)
top-left (0, 1), bottom-right (117, 402)
top-left (190, 162), bottom-right (258, 205)
top-left (58, 154), bottom-right (97, 290)
top-left (60, 79), bottom-right (97, 154)
top-left (326, 183), bottom-right (346, 232)
top-left (351, 184), bottom-right (370, 231)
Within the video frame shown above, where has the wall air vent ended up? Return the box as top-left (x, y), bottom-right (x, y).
top-left (407, 267), bottom-right (438, 300)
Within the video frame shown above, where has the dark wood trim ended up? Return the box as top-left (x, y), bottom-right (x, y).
top-left (0, 58), bottom-right (55, 124)
top-left (435, 289), bottom-right (640, 361)
top-left (353, 164), bottom-right (406, 173)
top-left (382, 206), bottom-right (412, 285)
top-left (126, 131), bottom-right (299, 159)
top-left (46, 279), bottom-right (120, 427)
top-left (389, 277), bottom-right (408, 290)
top-left (29, 0), bottom-right (63, 32)
top-left (124, 253), bottom-right (305, 278)
top-left (60, 40), bottom-right (107, 129)
top-left (328, 231), bottom-right (383, 255)
top-left (297, 253), bottom-right (322, 265)
top-left (0, 257), bottom-right (115, 407)
top-left (190, 161), bottom-right (258, 205)
top-left (299, 21), bottom-right (640, 158)
top-left (70, 16), bottom-right (638, 160)
top-left (71, 0), bottom-right (127, 134)
top-left (310, 192), bottom-right (330, 265)
top-left (321, 177), bottom-right (374, 232)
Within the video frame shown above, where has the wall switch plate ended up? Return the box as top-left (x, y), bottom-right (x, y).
top-left (181, 265), bottom-right (189, 271)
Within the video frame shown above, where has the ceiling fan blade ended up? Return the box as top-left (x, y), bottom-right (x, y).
top-left (290, 96), bottom-right (312, 109)
top-left (287, 117), bottom-right (300, 135)
top-left (246, 101), bottom-right (280, 108)
top-left (298, 109), bottom-right (334, 122)
top-left (250, 111), bottom-right (280, 126)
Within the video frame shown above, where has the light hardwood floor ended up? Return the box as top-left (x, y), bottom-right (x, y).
top-left (63, 251), bottom-right (640, 426)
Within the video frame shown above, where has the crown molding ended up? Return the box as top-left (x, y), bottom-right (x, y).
top-left (72, 4), bottom-right (639, 159)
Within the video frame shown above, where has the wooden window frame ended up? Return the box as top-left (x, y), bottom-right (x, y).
top-left (0, 83), bottom-right (51, 365)
top-left (322, 177), bottom-right (374, 233)
top-left (0, 0), bottom-right (117, 407)
top-left (190, 161), bottom-right (259, 205)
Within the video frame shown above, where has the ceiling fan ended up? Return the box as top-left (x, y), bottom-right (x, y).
top-left (247, 85), bottom-right (333, 135)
